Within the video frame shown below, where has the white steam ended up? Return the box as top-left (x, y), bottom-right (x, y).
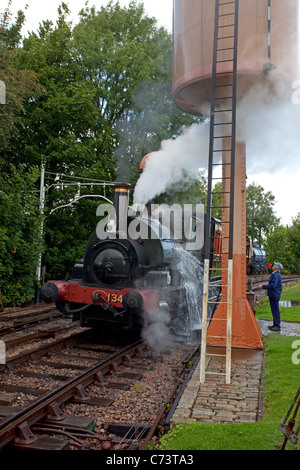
top-left (237, 74), bottom-right (300, 175)
top-left (133, 122), bottom-right (210, 205)
top-left (133, 72), bottom-right (300, 207)
top-left (141, 308), bottom-right (174, 354)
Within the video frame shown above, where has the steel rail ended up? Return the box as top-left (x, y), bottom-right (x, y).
top-left (0, 340), bottom-right (143, 448)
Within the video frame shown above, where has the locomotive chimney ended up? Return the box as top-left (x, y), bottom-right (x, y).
top-left (113, 183), bottom-right (130, 237)
top-left (139, 154), bottom-right (153, 216)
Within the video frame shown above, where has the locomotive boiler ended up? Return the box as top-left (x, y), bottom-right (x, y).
top-left (40, 184), bottom-right (216, 332)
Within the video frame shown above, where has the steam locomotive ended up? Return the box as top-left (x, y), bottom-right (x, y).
top-left (40, 183), bottom-right (220, 333)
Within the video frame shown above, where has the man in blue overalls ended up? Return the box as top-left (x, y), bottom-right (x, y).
top-left (258, 262), bottom-right (283, 331)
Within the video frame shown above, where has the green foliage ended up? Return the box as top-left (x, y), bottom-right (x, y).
top-left (288, 213), bottom-right (300, 274)
top-left (264, 214), bottom-right (300, 274)
top-left (74, 0), bottom-right (198, 185)
top-left (0, 165), bottom-right (42, 305)
top-left (246, 182), bottom-right (280, 246)
top-left (0, 6), bottom-right (40, 150)
top-left (0, 2), bottom-right (298, 305)
top-left (0, 1), bottom-right (196, 301)
top-left (255, 281), bottom-right (300, 322)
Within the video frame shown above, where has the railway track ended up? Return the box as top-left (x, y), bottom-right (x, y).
top-left (0, 303), bottom-right (65, 336)
top-left (248, 275), bottom-right (300, 289)
top-left (0, 313), bottom-right (196, 451)
top-left (247, 275), bottom-right (300, 304)
top-left (1, 275), bottom-right (298, 450)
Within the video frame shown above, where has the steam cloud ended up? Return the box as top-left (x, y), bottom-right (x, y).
top-left (133, 122), bottom-right (210, 204)
top-left (133, 72), bottom-right (300, 206)
top-left (238, 73), bottom-right (300, 174)
top-left (141, 308), bottom-right (174, 354)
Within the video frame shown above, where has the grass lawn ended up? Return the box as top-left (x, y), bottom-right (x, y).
top-left (255, 280), bottom-right (300, 323)
top-left (156, 282), bottom-right (300, 451)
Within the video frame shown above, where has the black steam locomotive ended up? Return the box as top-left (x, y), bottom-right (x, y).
top-left (40, 183), bottom-right (218, 333)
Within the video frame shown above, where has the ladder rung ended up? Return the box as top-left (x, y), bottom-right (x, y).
top-left (218, 35), bottom-right (234, 40)
top-left (206, 371), bottom-right (226, 376)
top-left (215, 83), bottom-right (233, 86)
top-left (212, 161), bottom-right (232, 164)
top-left (219, 1), bottom-right (236, 5)
top-left (214, 121), bottom-right (233, 125)
top-left (218, 23), bottom-right (235, 28)
top-left (217, 47), bottom-right (235, 52)
top-left (212, 176), bottom-right (231, 180)
top-left (207, 353), bottom-right (227, 357)
top-left (212, 191), bottom-right (231, 194)
top-left (207, 335), bottom-right (227, 339)
top-left (209, 267), bottom-right (228, 270)
top-left (216, 59), bottom-right (234, 63)
top-left (208, 284), bottom-right (228, 287)
top-left (213, 136), bottom-right (232, 139)
top-left (219, 13), bottom-right (235, 18)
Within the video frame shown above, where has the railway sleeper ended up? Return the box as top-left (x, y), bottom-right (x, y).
top-left (10, 404), bottom-right (99, 450)
top-left (72, 384), bottom-right (114, 406)
top-left (11, 421), bottom-right (70, 450)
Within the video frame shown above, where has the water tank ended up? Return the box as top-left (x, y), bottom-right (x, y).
top-left (173, 0), bottom-right (299, 115)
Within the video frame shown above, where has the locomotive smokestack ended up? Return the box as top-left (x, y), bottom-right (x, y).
top-left (138, 154), bottom-right (153, 215)
top-left (113, 183), bottom-right (130, 237)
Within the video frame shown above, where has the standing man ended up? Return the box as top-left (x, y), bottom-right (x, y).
top-left (258, 262), bottom-right (283, 331)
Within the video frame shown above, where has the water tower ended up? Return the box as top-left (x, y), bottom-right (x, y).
top-left (172, 0), bottom-right (299, 383)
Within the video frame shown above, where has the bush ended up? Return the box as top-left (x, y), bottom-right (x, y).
top-left (0, 165), bottom-right (42, 306)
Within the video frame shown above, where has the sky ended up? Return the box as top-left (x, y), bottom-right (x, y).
top-left (5, 0), bottom-right (173, 33)
top-left (4, 0), bottom-right (300, 226)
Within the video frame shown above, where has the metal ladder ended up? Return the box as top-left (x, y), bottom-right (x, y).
top-left (200, 0), bottom-right (239, 385)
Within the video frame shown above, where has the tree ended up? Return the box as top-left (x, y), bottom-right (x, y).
top-left (73, 0), bottom-right (197, 186)
top-left (263, 213), bottom-right (300, 274)
top-left (0, 6), bottom-right (43, 306)
top-left (0, 165), bottom-right (42, 305)
top-left (246, 183), bottom-right (279, 246)
top-left (1, 1), bottom-right (197, 287)
top-left (212, 182), bottom-right (223, 220)
top-left (264, 225), bottom-right (293, 273)
top-left (0, 6), bottom-right (40, 151)
top-left (288, 213), bottom-right (300, 274)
